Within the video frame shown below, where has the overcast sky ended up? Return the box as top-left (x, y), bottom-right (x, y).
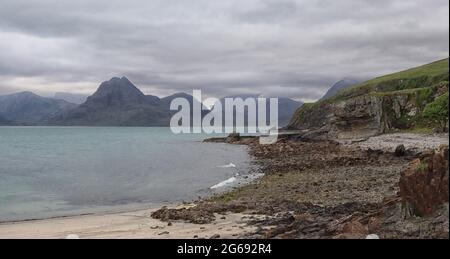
top-left (0, 0), bottom-right (448, 101)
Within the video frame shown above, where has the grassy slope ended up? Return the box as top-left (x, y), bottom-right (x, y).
top-left (289, 58), bottom-right (449, 128)
top-left (331, 58), bottom-right (449, 101)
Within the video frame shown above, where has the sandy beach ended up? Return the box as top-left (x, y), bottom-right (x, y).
top-left (0, 205), bottom-right (260, 239)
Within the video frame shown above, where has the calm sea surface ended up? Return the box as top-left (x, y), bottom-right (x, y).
top-left (0, 127), bottom-right (252, 222)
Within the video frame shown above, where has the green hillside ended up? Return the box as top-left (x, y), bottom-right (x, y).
top-left (331, 58), bottom-right (449, 101)
top-left (289, 58), bottom-right (449, 134)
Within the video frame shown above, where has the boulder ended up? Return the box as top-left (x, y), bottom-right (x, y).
top-left (395, 145), bottom-right (406, 157)
top-left (399, 146), bottom-right (449, 217)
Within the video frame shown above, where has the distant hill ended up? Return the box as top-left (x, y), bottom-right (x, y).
top-left (54, 92), bottom-right (88, 104)
top-left (288, 58), bottom-right (449, 139)
top-left (215, 95), bottom-right (303, 127)
top-left (0, 92), bottom-right (77, 125)
top-left (320, 78), bottom-right (361, 101)
top-left (160, 92), bottom-right (209, 111)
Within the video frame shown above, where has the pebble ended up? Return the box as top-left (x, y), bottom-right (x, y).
top-left (65, 234), bottom-right (80, 239)
top-left (366, 234), bottom-right (380, 239)
top-left (210, 234), bottom-right (221, 239)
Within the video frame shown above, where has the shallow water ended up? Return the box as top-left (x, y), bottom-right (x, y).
top-left (0, 127), bottom-right (252, 222)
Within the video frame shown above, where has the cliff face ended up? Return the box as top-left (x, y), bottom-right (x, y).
top-left (288, 59), bottom-right (449, 139)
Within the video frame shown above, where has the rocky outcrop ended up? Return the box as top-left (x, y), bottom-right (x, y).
top-left (399, 146), bottom-right (449, 217)
top-left (289, 82), bottom-right (448, 140)
top-left (288, 59), bottom-right (449, 140)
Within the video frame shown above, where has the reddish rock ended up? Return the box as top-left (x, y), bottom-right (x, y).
top-left (367, 217), bottom-right (381, 232)
top-left (399, 146), bottom-right (449, 217)
top-left (342, 220), bottom-right (369, 236)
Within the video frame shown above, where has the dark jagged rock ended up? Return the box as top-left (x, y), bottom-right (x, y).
top-left (395, 145), bottom-right (406, 157)
top-left (225, 133), bottom-right (241, 143)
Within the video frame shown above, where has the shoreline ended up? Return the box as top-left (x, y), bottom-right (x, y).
top-left (0, 132), bottom-right (448, 239)
top-left (0, 141), bottom-right (264, 239)
top-left (0, 204), bottom-right (262, 239)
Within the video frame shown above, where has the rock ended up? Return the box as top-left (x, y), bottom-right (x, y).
top-left (210, 234), bottom-right (221, 239)
top-left (158, 231), bottom-right (170, 235)
top-left (399, 146), bottom-right (449, 217)
top-left (167, 222), bottom-right (173, 226)
top-left (226, 133), bottom-right (241, 143)
top-left (366, 234), bottom-right (380, 239)
top-left (395, 145), bottom-right (406, 157)
top-left (342, 220), bottom-right (368, 235)
top-left (151, 206), bottom-right (215, 224)
top-left (367, 217), bottom-right (381, 232)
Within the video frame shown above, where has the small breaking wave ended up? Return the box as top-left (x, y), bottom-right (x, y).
top-left (210, 177), bottom-right (237, 189)
top-left (217, 163), bottom-right (237, 168)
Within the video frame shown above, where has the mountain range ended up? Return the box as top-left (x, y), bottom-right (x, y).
top-left (0, 76), bottom-right (304, 127)
top-left (50, 77), bottom-right (179, 126)
top-left (215, 95), bottom-right (303, 127)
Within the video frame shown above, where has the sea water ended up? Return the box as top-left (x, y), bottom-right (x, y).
top-left (0, 127), bottom-right (252, 222)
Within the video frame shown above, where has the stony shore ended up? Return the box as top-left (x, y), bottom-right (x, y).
top-left (154, 133), bottom-right (449, 239)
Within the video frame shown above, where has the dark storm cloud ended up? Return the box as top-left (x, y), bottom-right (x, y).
top-left (0, 0), bottom-right (448, 100)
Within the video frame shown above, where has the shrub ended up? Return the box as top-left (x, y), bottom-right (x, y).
top-left (422, 92), bottom-right (449, 132)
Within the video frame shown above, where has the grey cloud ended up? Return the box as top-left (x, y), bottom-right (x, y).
top-left (0, 0), bottom-right (448, 101)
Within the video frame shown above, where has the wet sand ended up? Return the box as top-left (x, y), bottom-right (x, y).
top-left (0, 205), bottom-right (259, 239)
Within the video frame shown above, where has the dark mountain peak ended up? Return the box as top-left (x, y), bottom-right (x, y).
top-left (98, 76), bottom-right (142, 93)
top-left (85, 76), bottom-right (147, 107)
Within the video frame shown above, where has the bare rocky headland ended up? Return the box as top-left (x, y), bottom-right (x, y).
top-left (152, 132), bottom-right (449, 239)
